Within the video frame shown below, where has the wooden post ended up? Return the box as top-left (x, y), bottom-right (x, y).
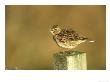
top-left (53, 50), bottom-right (87, 70)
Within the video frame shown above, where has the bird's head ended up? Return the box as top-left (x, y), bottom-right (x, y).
top-left (50, 25), bottom-right (61, 35)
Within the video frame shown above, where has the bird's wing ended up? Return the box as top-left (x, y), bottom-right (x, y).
top-left (60, 28), bottom-right (80, 41)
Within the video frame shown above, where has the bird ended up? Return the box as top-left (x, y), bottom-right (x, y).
top-left (50, 25), bottom-right (94, 49)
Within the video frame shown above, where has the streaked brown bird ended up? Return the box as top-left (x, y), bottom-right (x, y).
top-left (50, 25), bottom-right (90, 49)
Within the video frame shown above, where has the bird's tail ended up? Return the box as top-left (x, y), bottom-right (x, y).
top-left (89, 40), bottom-right (95, 43)
top-left (79, 37), bottom-right (95, 43)
top-left (86, 39), bottom-right (95, 43)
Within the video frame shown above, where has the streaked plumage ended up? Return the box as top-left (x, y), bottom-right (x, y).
top-left (50, 25), bottom-right (88, 49)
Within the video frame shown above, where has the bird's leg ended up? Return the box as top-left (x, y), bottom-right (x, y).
top-left (61, 48), bottom-right (71, 52)
top-left (61, 48), bottom-right (66, 53)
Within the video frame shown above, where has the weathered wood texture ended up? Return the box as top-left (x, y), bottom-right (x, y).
top-left (53, 50), bottom-right (87, 70)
